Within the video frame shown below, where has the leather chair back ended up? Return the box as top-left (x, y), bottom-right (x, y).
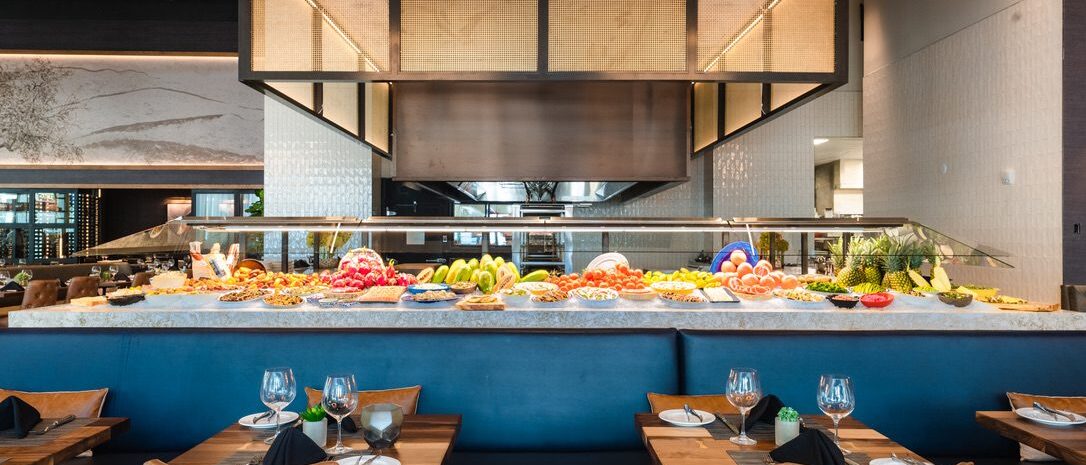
top-left (66, 276), bottom-right (101, 301)
top-left (21, 279), bottom-right (60, 309)
top-left (130, 272), bottom-right (152, 288)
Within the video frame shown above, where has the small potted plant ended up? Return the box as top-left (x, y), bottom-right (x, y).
top-left (775, 406), bottom-right (800, 445)
top-left (300, 405), bottom-right (328, 446)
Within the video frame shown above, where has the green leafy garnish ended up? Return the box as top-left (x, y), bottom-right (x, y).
top-left (300, 405), bottom-right (326, 422)
top-left (805, 282), bottom-right (848, 293)
top-left (777, 407), bottom-right (799, 422)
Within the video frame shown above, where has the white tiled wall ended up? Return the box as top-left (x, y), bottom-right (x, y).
top-left (863, 0), bottom-right (1062, 301)
top-left (263, 96), bottom-right (373, 268)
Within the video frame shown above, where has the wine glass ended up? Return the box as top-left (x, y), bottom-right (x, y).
top-left (178, 260), bottom-right (188, 274)
top-left (359, 403), bottom-right (403, 458)
top-left (817, 374), bottom-right (855, 449)
top-left (322, 374), bottom-right (359, 454)
top-left (260, 368), bottom-right (297, 444)
top-left (726, 368), bottom-right (762, 446)
top-left (167, 259), bottom-right (176, 270)
top-left (0, 271), bottom-right (10, 284)
top-left (108, 265), bottom-right (118, 281)
top-left (90, 265), bottom-right (101, 278)
top-left (0, 258), bottom-right (6, 268)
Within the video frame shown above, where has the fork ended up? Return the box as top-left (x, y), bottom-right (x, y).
top-left (683, 403), bottom-right (704, 422)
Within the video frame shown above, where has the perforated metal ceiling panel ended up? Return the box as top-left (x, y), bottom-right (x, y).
top-left (548, 0), bottom-right (687, 72)
top-left (698, 0), bottom-right (836, 73)
top-left (400, 0), bottom-right (538, 72)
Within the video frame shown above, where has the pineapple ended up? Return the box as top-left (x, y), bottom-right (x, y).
top-left (880, 236), bottom-right (914, 292)
top-left (834, 237), bottom-right (866, 287)
top-left (854, 238), bottom-right (884, 285)
top-left (828, 238), bottom-right (846, 275)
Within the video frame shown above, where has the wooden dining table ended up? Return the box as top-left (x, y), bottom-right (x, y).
top-left (977, 410), bottom-right (1086, 465)
top-left (169, 415), bottom-right (461, 465)
top-left (0, 418), bottom-right (129, 465)
top-left (637, 413), bottom-right (930, 465)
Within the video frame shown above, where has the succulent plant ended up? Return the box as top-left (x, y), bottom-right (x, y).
top-left (300, 405), bottom-right (326, 422)
top-left (777, 406), bottom-right (799, 422)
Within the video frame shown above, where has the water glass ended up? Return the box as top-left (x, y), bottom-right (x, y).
top-left (359, 403), bottom-right (403, 453)
top-left (817, 374), bottom-right (855, 448)
top-left (260, 368), bottom-right (297, 444)
top-left (322, 374), bottom-right (359, 455)
top-left (726, 368), bottom-right (762, 446)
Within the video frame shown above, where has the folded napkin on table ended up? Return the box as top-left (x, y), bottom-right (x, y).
top-left (744, 394), bottom-right (786, 430)
top-left (0, 282), bottom-right (24, 292)
top-left (262, 427), bottom-right (328, 465)
top-left (113, 273), bottom-right (128, 282)
top-left (0, 396), bottom-right (42, 439)
top-left (340, 416), bottom-right (359, 433)
top-left (770, 429), bottom-right (846, 465)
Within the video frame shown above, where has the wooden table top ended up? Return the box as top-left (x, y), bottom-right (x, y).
top-left (169, 415), bottom-right (461, 465)
top-left (637, 413), bottom-right (928, 465)
top-left (977, 410), bottom-right (1086, 465)
top-left (0, 418), bottom-right (129, 465)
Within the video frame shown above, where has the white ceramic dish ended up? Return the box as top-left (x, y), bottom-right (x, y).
top-left (531, 297), bottom-right (570, 308)
top-left (400, 294), bottom-right (458, 308)
top-left (658, 408), bottom-right (715, 427)
top-left (498, 292), bottom-right (531, 307)
top-left (586, 252), bottom-right (629, 271)
top-left (237, 411), bottom-right (299, 429)
top-left (336, 456), bottom-right (400, 465)
top-left (659, 295), bottom-right (709, 309)
top-left (1015, 407), bottom-right (1086, 427)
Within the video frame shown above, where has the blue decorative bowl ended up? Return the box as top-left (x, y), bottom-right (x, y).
top-left (406, 283), bottom-right (451, 294)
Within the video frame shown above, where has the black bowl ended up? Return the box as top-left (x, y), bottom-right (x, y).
top-left (938, 292), bottom-right (973, 307)
top-left (827, 294), bottom-right (859, 309)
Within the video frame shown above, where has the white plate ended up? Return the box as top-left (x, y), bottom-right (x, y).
top-left (658, 409), bottom-right (715, 427)
top-left (400, 297), bottom-right (457, 308)
top-left (660, 295), bottom-right (709, 309)
top-left (337, 456), bottom-right (400, 465)
top-left (238, 411), bottom-right (299, 429)
top-left (870, 458), bottom-right (933, 465)
top-left (890, 291), bottom-right (933, 306)
top-left (1015, 407), bottom-right (1086, 426)
top-left (577, 297), bottom-right (619, 308)
top-left (586, 253), bottom-right (629, 271)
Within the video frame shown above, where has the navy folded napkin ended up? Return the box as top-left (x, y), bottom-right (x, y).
top-left (0, 396), bottom-right (42, 439)
top-left (744, 394), bottom-right (786, 430)
top-left (340, 416), bottom-right (359, 433)
top-left (770, 429), bottom-right (846, 465)
top-left (0, 281), bottom-right (24, 292)
top-left (262, 427), bottom-right (327, 465)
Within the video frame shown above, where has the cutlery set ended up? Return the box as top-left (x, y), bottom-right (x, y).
top-left (31, 414), bottom-right (76, 435)
top-left (1033, 402), bottom-right (1076, 422)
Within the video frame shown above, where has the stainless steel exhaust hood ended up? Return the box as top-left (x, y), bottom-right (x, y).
top-left (451, 181), bottom-right (635, 203)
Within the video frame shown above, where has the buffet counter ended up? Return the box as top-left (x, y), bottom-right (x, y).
top-left (10, 300), bottom-right (1086, 331)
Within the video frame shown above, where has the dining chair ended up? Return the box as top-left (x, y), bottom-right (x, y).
top-left (0, 387), bottom-right (109, 418)
top-left (305, 385), bottom-right (422, 416)
top-left (20, 279), bottom-right (60, 309)
top-left (646, 392), bottom-right (739, 414)
top-left (65, 276), bottom-right (101, 302)
top-left (143, 460), bottom-right (169, 465)
top-left (130, 271), bottom-right (152, 288)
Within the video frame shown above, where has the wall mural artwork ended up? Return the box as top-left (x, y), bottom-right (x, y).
top-left (0, 54), bottom-right (263, 165)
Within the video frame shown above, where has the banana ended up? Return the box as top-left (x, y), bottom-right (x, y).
top-left (416, 267), bottom-right (435, 283)
top-left (520, 269), bottom-right (549, 282)
top-left (431, 265), bottom-right (449, 284)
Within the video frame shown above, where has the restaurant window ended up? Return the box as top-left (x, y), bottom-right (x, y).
top-left (192, 190), bottom-right (261, 217)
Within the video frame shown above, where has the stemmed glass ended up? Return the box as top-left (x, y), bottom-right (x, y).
top-left (0, 258), bottom-right (6, 268)
top-left (108, 265), bottom-right (118, 281)
top-left (817, 374), bottom-right (856, 449)
top-left (90, 265), bottom-right (101, 278)
top-left (178, 260), bottom-right (188, 275)
top-left (726, 368), bottom-right (762, 446)
top-left (0, 271), bottom-right (10, 284)
top-left (322, 374), bottom-right (359, 455)
top-left (260, 368), bottom-right (297, 444)
top-left (359, 403), bottom-right (403, 460)
top-left (167, 259), bottom-right (176, 271)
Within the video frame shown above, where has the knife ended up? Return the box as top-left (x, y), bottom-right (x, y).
top-left (34, 414), bottom-right (76, 435)
top-left (715, 412), bottom-right (740, 435)
top-left (1034, 402), bottom-right (1075, 421)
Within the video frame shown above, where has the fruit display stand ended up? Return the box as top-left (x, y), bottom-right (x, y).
top-left (23, 216), bottom-right (1078, 331)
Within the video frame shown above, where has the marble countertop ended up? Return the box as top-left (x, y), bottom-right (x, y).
top-left (8, 296), bottom-right (1086, 331)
